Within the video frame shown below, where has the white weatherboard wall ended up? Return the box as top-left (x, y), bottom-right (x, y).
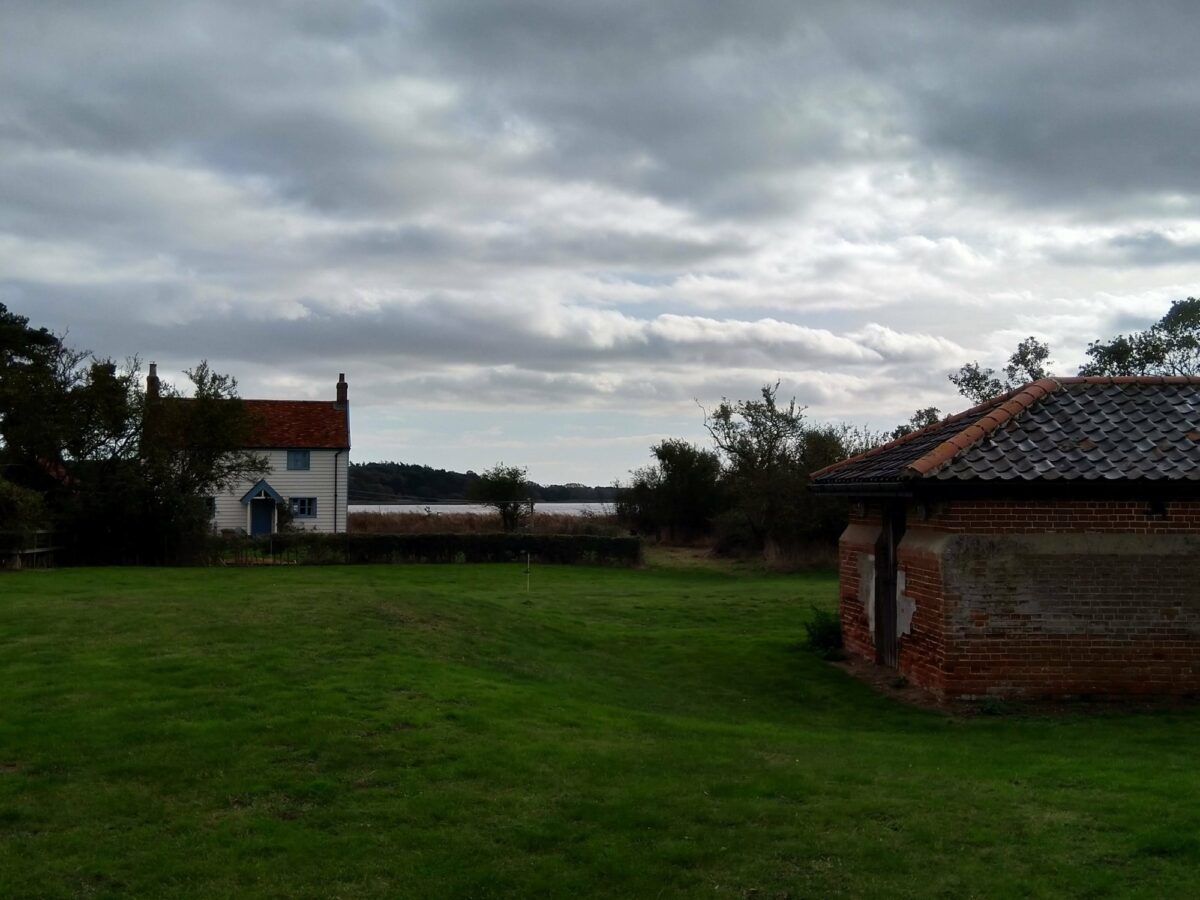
top-left (211, 449), bottom-right (349, 534)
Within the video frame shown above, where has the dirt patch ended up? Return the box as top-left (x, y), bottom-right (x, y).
top-left (833, 655), bottom-right (1200, 718)
top-left (832, 655), bottom-right (952, 713)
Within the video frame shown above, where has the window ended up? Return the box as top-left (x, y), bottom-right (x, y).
top-left (290, 497), bottom-right (317, 518)
top-left (203, 497), bottom-right (216, 518)
top-left (287, 449), bottom-right (311, 471)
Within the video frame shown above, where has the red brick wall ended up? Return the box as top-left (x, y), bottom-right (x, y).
top-left (838, 506), bottom-right (879, 663)
top-left (837, 498), bottom-right (1200, 699)
top-left (838, 503), bottom-right (948, 689)
top-left (894, 536), bottom-right (947, 694)
top-left (920, 499), bottom-right (1200, 535)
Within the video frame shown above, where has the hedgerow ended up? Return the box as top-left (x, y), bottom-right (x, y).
top-left (210, 531), bottom-right (642, 567)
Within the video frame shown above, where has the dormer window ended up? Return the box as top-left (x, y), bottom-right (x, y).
top-left (287, 449), bottom-right (311, 471)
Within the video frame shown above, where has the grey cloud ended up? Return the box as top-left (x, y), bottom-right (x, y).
top-left (414, 1), bottom-right (888, 218)
top-left (1105, 232), bottom-right (1200, 266)
top-left (8, 0), bottom-right (1200, 482)
top-left (330, 222), bottom-right (750, 269)
top-left (1040, 230), bottom-right (1200, 269)
top-left (10, 1), bottom-right (1200, 227)
top-left (10, 283), bottom-right (913, 372)
top-left (820, 2), bottom-right (1200, 211)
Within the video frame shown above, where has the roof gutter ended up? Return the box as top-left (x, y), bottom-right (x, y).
top-left (808, 480), bottom-right (911, 496)
top-left (809, 478), bottom-right (1200, 501)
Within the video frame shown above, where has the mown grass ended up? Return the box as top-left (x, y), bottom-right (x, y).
top-left (2, 561), bottom-right (1199, 898)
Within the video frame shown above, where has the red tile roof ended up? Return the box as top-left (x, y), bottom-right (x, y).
top-left (242, 400), bottom-right (350, 449)
top-left (811, 376), bottom-right (1200, 490)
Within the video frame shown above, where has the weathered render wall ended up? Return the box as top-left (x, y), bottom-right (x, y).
top-left (838, 498), bottom-right (1200, 699)
top-left (837, 505), bottom-right (949, 692)
top-left (893, 528), bottom-right (949, 694)
top-left (838, 508), bottom-right (880, 664)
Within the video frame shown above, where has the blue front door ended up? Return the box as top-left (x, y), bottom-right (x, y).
top-left (250, 498), bottom-right (274, 536)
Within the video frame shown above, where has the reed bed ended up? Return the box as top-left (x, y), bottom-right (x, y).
top-left (349, 509), bottom-right (626, 537)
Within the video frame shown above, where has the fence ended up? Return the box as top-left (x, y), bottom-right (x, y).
top-left (0, 530), bottom-right (61, 570)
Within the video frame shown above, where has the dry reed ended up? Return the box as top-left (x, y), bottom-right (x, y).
top-left (349, 509), bottom-right (626, 537)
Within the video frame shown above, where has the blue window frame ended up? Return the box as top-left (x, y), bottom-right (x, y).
top-left (290, 497), bottom-right (317, 518)
top-left (287, 449), bottom-right (311, 471)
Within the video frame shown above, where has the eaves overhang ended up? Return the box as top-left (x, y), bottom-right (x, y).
top-left (808, 477), bottom-right (1200, 501)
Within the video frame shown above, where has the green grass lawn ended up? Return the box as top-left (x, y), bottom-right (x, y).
top-left (2, 560), bottom-right (1200, 898)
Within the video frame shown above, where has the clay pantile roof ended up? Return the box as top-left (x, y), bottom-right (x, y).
top-left (241, 400), bottom-right (349, 449)
top-left (811, 376), bottom-right (1200, 491)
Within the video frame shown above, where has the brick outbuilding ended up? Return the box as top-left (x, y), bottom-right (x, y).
top-left (810, 376), bottom-right (1200, 699)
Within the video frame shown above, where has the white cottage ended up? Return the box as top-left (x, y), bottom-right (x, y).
top-left (147, 367), bottom-right (351, 535)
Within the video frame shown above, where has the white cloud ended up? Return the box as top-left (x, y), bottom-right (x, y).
top-left (7, 1), bottom-right (1200, 483)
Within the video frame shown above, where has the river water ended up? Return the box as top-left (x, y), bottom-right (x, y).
top-left (349, 501), bottom-right (614, 517)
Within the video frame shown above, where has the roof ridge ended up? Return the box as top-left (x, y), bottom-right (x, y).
top-left (1056, 375), bottom-right (1200, 385)
top-left (904, 377), bottom-right (1062, 479)
top-left (242, 398), bottom-right (336, 404)
top-left (809, 385), bottom-right (1025, 481)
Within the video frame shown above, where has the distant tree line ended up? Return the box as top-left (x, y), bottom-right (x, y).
top-left (349, 461), bottom-right (621, 504)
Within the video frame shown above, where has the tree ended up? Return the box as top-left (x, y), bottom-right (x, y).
top-left (616, 439), bottom-right (723, 541)
top-left (1080, 298), bottom-right (1200, 376)
top-left (0, 302), bottom-right (269, 562)
top-left (704, 383), bottom-right (807, 549)
top-left (890, 406), bottom-right (942, 440)
top-left (949, 336), bottom-right (1052, 403)
top-left (0, 303), bottom-right (83, 478)
top-left (703, 383), bottom-right (881, 553)
top-left (0, 478), bottom-right (45, 541)
top-left (467, 463), bottom-right (531, 531)
top-left (142, 361), bottom-right (268, 500)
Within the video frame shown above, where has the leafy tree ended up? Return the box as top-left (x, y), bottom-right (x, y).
top-left (704, 383), bottom-right (807, 549)
top-left (0, 302), bottom-right (268, 562)
top-left (0, 303), bottom-right (82, 478)
top-left (890, 406), bottom-right (942, 440)
top-left (142, 361), bottom-right (267, 500)
top-left (614, 465), bottom-right (661, 537)
top-left (0, 478), bottom-right (45, 541)
top-left (616, 439), bottom-right (723, 541)
top-left (703, 383), bottom-right (881, 553)
top-left (949, 336), bottom-right (1052, 403)
top-left (794, 421), bottom-right (885, 545)
top-left (1080, 298), bottom-right (1200, 376)
top-left (467, 463), bottom-right (532, 531)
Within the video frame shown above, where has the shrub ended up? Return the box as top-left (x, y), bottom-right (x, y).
top-left (804, 605), bottom-right (844, 660)
top-left (0, 478), bottom-right (46, 535)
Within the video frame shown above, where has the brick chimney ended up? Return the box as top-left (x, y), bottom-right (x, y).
top-left (147, 362), bottom-right (160, 401)
top-left (335, 373), bottom-right (348, 409)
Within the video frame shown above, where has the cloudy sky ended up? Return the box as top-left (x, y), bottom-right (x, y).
top-left (5, 2), bottom-right (1200, 485)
